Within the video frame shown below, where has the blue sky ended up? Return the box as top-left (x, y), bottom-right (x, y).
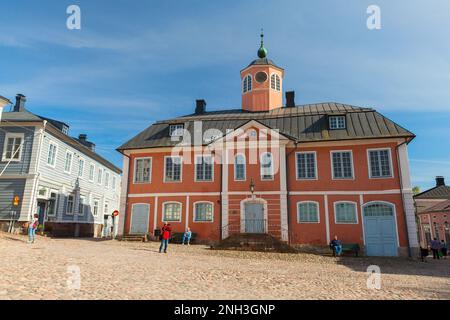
top-left (1, 0), bottom-right (449, 191)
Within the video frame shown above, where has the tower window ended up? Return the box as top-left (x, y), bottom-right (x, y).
top-left (243, 75), bottom-right (252, 93)
top-left (270, 74), bottom-right (280, 91)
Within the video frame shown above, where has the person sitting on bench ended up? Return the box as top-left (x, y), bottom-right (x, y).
top-left (330, 235), bottom-right (343, 257)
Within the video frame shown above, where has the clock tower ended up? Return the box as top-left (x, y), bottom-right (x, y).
top-left (240, 31), bottom-right (284, 112)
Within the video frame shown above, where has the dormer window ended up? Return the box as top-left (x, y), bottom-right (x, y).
top-left (62, 125), bottom-right (69, 135)
top-left (242, 75), bottom-right (252, 93)
top-left (329, 116), bottom-right (346, 130)
top-left (169, 124), bottom-right (184, 137)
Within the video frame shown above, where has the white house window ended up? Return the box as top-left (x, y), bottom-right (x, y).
top-left (89, 163), bottom-right (95, 181)
top-left (297, 202), bottom-right (319, 223)
top-left (332, 151), bottom-right (353, 179)
top-left (296, 152), bottom-right (317, 179)
top-left (64, 151), bottom-right (73, 173)
top-left (163, 202), bottom-right (182, 222)
top-left (335, 202), bottom-right (357, 224)
top-left (195, 155), bottom-right (213, 181)
top-left (78, 196), bottom-right (85, 215)
top-left (134, 158), bottom-right (152, 183)
top-left (112, 176), bottom-right (116, 190)
top-left (66, 195), bottom-right (74, 215)
top-left (104, 171), bottom-right (110, 188)
top-left (93, 199), bottom-right (99, 217)
top-left (2, 133), bottom-right (23, 162)
top-left (242, 74), bottom-right (252, 93)
top-left (47, 191), bottom-right (58, 217)
top-left (97, 168), bottom-right (103, 184)
top-left (260, 152), bottom-right (273, 180)
top-left (270, 74), bottom-right (280, 91)
top-left (234, 154), bottom-right (246, 181)
top-left (194, 202), bottom-right (213, 222)
top-left (368, 149), bottom-right (392, 178)
top-left (169, 124), bottom-right (184, 137)
top-left (47, 142), bottom-right (57, 167)
top-left (78, 158), bottom-right (84, 178)
top-left (104, 202), bottom-right (109, 214)
top-left (165, 156), bottom-right (182, 182)
top-left (329, 116), bottom-right (346, 130)
top-left (62, 125), bottom-right (69, 135)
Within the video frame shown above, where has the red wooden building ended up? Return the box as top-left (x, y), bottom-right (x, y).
top-left (117, 35), bottom-right (419, 256)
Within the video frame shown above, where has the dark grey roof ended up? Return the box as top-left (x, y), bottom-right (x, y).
top-left (245, 58), bottom-right (283, 70)
top-left (118, 102), bottom-right (415, 151)
top-left (414, 185), bottom-right (450, 200)
top-left (1, 109), bottom-right (121, 174)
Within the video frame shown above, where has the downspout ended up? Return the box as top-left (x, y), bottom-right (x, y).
top-left (31, 121), bottom-right (46, 222)
top-left (121, 151), bottom-right (131, 237)
top-left (285, 140), bottom-right (299, 244)
top-left (395, 138), bottom-right (412, 258)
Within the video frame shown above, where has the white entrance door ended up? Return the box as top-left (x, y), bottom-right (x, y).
top-left (130, 204), bottom-right (150, 235)
top-left (244, 202), bottom-right (265, 233)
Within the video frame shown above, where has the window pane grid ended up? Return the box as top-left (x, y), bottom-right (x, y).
top-left (297, 153), bottom-right (316, 179)
top-left (163, 203), bottom-right (181, 221)
top-left (194, 203), bottom-right (213, 221)
top-left (135, 158), bottom-right (151, 183)
top-left (297, 202), bottom-right (319, 222)
top-left (335, 203), bottom-right (357, 223)
top-left (332, 152), bottom-right (353, 179)
top-left (196, 156), bottom-right (213, 181)
top-left (165, 157), bottom-right (181, 181)
top-left (234, 154), bottom-right (246, 180)
top-left (369, 150), bottom-right (392, 178)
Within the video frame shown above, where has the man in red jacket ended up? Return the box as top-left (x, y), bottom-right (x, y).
top-left (159, 222), bottom-right (172, 253)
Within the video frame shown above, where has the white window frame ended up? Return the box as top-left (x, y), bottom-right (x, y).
top-left (112, 176), bottom-right (116, 190)
top-left (89, 163), bottom-right (95, 182)
top-left (193, 201), bottom-right (214, 223)
top-left (260, 152), bottom-right (274, 181)
top-left (297, 201), bottom-right (320, 223)
top-left (2, 132), bottom-right (24, 162)
top-left (93, 199), bottom-right (99, 217)
top-left (104, 171), bottom-right (110, 188)
top-left (64, 150), bottom-right (73, 174)
top-left (162, 201), bottom-right (182, 222)
top-left (77, 195), bottom-right (86, 216)
top-left (46, 141), bottom-right (58, 168)
top-left (169, 124), bottom-right (184, 137)
top-left (46, 190), bottom-right (58, 217)
top-left (66, 194), bottom-right (75, 215)
top-left (242, 74), bottom-right (252, 93)
top-left (330, 150), bottom-right (354, 180)
top-left (194, 155), bottom-right (214, 182)
top-left (164, 156), bottom-right (182, 183)
top-left (133, 157), bottom-right (152, 184)
top-left (334, 201), bottom-right (358, 224)
top-left (78, 157), bottom-right (85, 178)
top-left (270, 73), bottom-right (281, 91)
top-left (104, 201), bottom-right (109, 215)
top-left (329, 115), bottom-right (346, 130)
top-left (234, 153), bottom-right (246, 181)
top-left (367, 148), bottom-right (394, 179)
top-left (97, 167), bottom-right (103, 185)
top-left (295, 151), bottom-right (318, 180)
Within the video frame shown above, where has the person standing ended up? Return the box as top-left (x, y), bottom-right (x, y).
top-left (182, 227), bottom-right (192, 245)
top-left (28, 214), bottom-right (39, 244)
top-left (159, 222), bottom-right (171, 253)
top-left (440, 240), bottom-right (448, 259)
top-left (330, 235), bottom-right (342, 257)
top-left (430, 238), bottom-right (441, 260)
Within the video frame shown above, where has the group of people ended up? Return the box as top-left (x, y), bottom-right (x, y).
top-left (421, 238), bottom-right (448, 262)
top-left (158, 222), bottom-right (192, 253)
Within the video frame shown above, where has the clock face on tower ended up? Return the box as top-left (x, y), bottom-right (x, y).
top-left (255, 71), bottom-right (268, 83)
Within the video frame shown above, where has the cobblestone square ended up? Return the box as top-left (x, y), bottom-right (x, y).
top-left (1, 232), bottom-right (449, 300)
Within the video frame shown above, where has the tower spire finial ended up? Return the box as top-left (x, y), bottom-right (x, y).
top-left (257, 28), bottom-right (267, 59)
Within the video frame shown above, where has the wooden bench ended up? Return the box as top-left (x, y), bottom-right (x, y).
top-left (170, 232), bottom-right (197, 244)
top-left (330, 243), bottom-right (360, 257)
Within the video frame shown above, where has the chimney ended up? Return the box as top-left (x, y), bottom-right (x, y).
top-left (195, 99), bottom-right (206, 114)
top-left (436, 176), bottom-right (445, 187)
top-left (285, 91), bottom-right (295, 108)
top-left (14, 94), bottom-right (26, 112)
top-left (78, 134), bottom-right (87, 142)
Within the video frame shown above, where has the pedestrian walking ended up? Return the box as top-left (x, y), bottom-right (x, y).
top-left (28, 214), bottom-right (39, 244)
top-left (440, 240), bottom-right (447, 259)
top-left (182, 227), bottom-right (192, 245)
top-left (430, 238), bottom-right (441, 259)
top-left (159, 222), bottom-right (171, 253)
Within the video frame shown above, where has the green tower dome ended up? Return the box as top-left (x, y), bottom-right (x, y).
top-left (257, 30), bottom-right (267, 58)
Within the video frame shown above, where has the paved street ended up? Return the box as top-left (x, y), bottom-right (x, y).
top-left (1, 232), bottom-right (449, 300)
